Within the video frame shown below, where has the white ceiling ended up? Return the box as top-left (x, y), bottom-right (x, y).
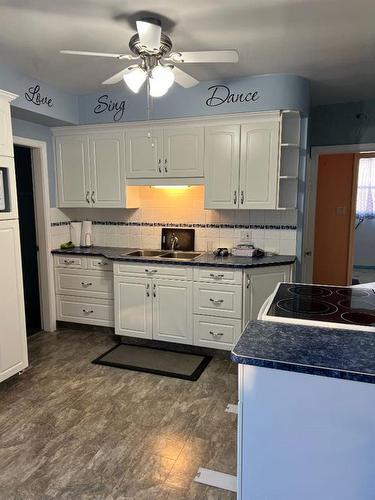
top-left (0, 0), bottom-right (375, 105)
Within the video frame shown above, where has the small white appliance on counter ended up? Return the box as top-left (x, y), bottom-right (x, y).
top-left (259, 282), bottom-right (375, 332)
top-left (70, 221), bottom-right (82, 247)
top-left (80, 220), bottom-right (93, 247)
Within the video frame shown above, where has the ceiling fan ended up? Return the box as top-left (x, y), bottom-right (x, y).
top-left (60, 17), bottom-right (239, 97)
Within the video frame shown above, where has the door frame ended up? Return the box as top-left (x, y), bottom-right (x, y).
top-left (13, 136), bottom-right (56, 332)
top-left (302, 143), bottom-right (375, 283)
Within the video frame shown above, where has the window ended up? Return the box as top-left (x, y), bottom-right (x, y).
top-left (356, 157), bottom-right (375, 219)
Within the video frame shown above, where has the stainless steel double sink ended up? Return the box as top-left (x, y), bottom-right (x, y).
top-left (121, 249), bottom-right (202, 261)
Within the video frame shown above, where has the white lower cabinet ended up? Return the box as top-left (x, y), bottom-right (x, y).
top-left (153, 279), bottom-right (193, 344)
top-left (114, 264), bottom-right (193, 345)
top-left (114, 276), bottom-right (152, 339)
top-left (54, 255), bottom-right (114, 327)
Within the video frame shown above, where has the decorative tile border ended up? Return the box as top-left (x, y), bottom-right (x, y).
top-left (51, 220), bottom-right (297, 230)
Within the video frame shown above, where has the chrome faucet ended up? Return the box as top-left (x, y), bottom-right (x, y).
top-left (170, 233), bottom-right (179, 250)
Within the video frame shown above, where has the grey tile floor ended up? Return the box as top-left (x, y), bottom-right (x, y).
top-left (352, 267), bottom-right (375, 285)
top-left (0, 327), bottom-right (238, 499)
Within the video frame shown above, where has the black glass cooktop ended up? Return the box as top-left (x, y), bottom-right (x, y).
top-left (267, 283), bottom-right (375, 326)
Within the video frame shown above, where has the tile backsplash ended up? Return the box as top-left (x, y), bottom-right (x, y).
top-left (50, 186), bottom-right (297, 255)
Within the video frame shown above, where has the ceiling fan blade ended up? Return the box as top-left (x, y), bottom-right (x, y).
top-left (172, 67), bottom-right (199, 88)
top-left (60, 50), bottom-right (124, 58)
top-left (102, 66), bottom-right (138, 85)
top-left (136, 20), bottom-right (161, 51)
top-left (170, 50), bottom-right (239, 64)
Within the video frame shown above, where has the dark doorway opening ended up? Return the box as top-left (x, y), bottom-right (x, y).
top-left (14, 146), bottom-right (41, 336)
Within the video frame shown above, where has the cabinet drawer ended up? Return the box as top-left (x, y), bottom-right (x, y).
top-left (54, 255), bottom-right (87, 269)
top-left (56, 295), bottom-right (114, 326)
top-left (87, 256), bottom-right (113, 271)
top-left (114, 263), bottom-right (192, 280)
top-left (193, 267), bottom-right (242, 284)
top-left (55, 269), bottom-right (113, 299)
top-left (193, 282), bottom-right (242, 319)
top-left (193, 315), bottom-right (242, 350)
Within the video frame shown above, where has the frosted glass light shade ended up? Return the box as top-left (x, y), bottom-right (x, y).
top-left (149, 65), bottom-right (175, 97)
top-left (123, 67), bottom-right (146, 93)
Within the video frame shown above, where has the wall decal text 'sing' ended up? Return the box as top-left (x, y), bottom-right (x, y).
top-left (94, 95), bottom-right (126, 122)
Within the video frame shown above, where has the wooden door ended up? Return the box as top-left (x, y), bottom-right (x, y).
top-left (152, 278), bottom-right (193, 344)
top-left (204, 125), bottom-right (240, 209)
top-left (89, 132), bottom-right (125, 208)
top-left (125, 128), bottom-right (163, 178)
top-left (239, 120), bottom-right (279, 209)
top-left (163, 127), bottom-right (204, 177)
top-left (313, 154), bottom-right (356, 286)
top-left (56, 135), bottom-right (90, 207)
top-left (114, 276), bottom-right (152, 338)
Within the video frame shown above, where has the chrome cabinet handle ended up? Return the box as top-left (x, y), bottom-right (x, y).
top-left (91, 191), bottom-right (95, 204)
top-left (145, 269), bottom-right (158, 274)
top-left (158, 158), bottom-right (162, 173)
top-left (209, 273), bottom-right (224, 279)
top-left (146, 283), bottom-right (150, 297)
top-left (83, 309), bottom-right (93, 314)
top-left (209, 298), bottom-right (224, 304)
top-left (86, 191), bottom-right (90, 204)
top-left (246, 275), bottom-right (251, 288)
top-left (63, 259), bottom-right (75, 264)
top-left (209, 331), bottom-right (224, 337)
top-left (240, 190), bottom-right (244, 204)
top-left (153, 283), bottom-right (156, 298)
top-left (164, 158), bottom-right (168, 173)
top-left (233, 190), bottom-right (237, 205)
top-left (97, 262), bottom-right (108, 266)
top-left (81, 281), bottom-right (92, 287)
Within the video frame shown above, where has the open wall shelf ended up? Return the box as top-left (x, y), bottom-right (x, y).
top-left (278, 111), bottom-right (301, 209)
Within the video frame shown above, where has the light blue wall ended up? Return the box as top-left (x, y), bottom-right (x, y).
top-left (311, 100), bottom-right (375, 146)
top-left (78, 74), bottom-right (310, 124)
top-left (0, 63), bottom-right (78, 125)
top-left (11, 117), bottom-right (56, 207)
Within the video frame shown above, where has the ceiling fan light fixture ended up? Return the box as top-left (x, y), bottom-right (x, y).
top-left (123, 67), bottom-right (146, 93)
top-left (149, 65), bottom-right (175, 97)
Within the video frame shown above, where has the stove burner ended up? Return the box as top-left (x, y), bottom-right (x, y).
top-left (341, 311), bottom-right (375, 326)
top-left (336, 288), bottom-right (371, 298)
top-left (338, 298), bottom-right (375, 309)
top-left (288, 285), bottom-right (333, 298)
top-left (277, 298), bottom-right (338, 315)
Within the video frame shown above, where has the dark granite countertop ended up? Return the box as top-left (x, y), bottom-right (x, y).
top-left (52, 246), bottom-right (296, 269)
top-left (231, 320), bottom-right (375, 384)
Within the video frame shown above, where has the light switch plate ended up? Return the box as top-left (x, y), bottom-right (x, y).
top-left (240, 229), bottom-right (251, 242)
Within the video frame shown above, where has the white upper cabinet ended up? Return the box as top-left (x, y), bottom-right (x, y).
top-left (125, 128), bottom-right (163, 179)
top-left (56, 135), bottom-right (90, 207)
top-left (163, 127), bottom-right (204, 178)
top-left (56, 131), bottom-right (135, 208)
top-left (0, 91), bottom-right (16, 157)
top-left (239, 119), bottom-right (280, 209)
top-left (125, 125), bottom-right (204, 179)
top-left (204, 125), bottom-right (240, 209)
top-left (89, 132), bottom-right (125, 208)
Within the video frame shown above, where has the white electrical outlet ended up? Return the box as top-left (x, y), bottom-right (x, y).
top-left (240, 229), bottom-right (251, 242)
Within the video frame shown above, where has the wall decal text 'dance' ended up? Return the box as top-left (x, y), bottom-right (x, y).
top-left (206, 85), bottom-right (260, 107)
top-left (94, 95), bottom-right (126, 122)
top-left (24, 85), bottom-right (54, 107)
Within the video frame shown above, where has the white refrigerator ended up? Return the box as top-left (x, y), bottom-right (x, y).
top-left (0, 151), bottom-right (28, 383)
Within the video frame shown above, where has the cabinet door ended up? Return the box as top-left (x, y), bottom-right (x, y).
top-left (114, 276), bottom-right (152, 338)
top-left (56, 135), bottom-right (90, 207)
top-left (204, 125), bottom-right (240, 208)
top-left (0, 219), bottom-right (28, 383)
top-left (125, 128), bottom-right (163, 178)
top-left (152, 278), bottom-right (193, 344)
top-left (163, 127), bottom-right (204, 177)
top-left (244, 265), bottom-right (292, 322)
top-left (89, 132), bottom-right (125, 208)
top-left (0, 97), bottom-right (13, 157)
top-left (240, 120), bottom-right (280, 209)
